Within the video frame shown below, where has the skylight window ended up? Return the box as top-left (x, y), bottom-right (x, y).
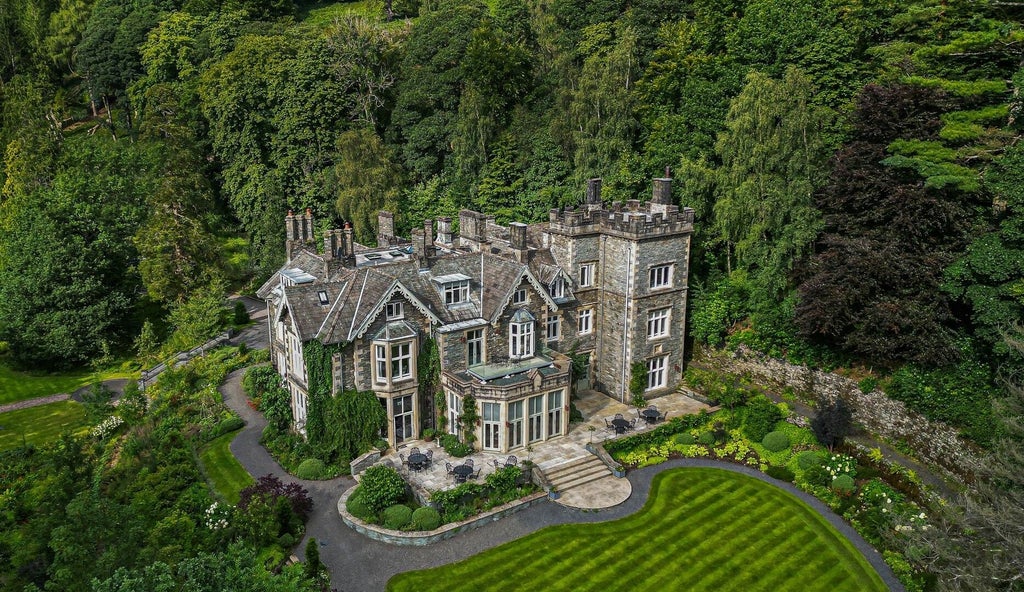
top-left (317, 290), bottom-right (329, 306)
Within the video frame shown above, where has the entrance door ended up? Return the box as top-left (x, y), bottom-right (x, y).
top-left (528, 394), bottom-right (544, 442)
top-left (393, 395), bottom-right (414, 443)
top-left (482, 402), bottom-right (501, 451)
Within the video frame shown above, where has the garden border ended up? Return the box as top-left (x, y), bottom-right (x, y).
top-left (337, 484), bottom-right (547, 546)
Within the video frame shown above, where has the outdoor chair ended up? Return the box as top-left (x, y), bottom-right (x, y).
top-left (410, 446), bottom-right (420, 454)
top-left (614, 413), bottom-right (623, 420)
top-left (471, 468), bottom-right (481, 479)
top-left (648, 405), bottom-right (658, 411)
top-left (425, 449), bottom-right (433, 465)
top-left (400, 453), bottom-right (407, 467)
top-left (659, 411), bottom-right (668, 422)
top-left (445, 461), bottom-right (454, 475)
top-left (605, 418), bottom-right (612, 428)
top-left (464, 458), bottom-right (474, 468)
top-left (493, 459), bottom-right (503, 471)
top-left (505, 455), bottom-right (517, 467)
top-left (629, 418), bottom-right (637, 430)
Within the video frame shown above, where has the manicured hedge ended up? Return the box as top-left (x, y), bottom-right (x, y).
top-left (604, 413), bottom-right (713, 455)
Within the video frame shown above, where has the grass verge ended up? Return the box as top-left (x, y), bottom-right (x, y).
top-left (199, 429), bottom-right (254, 504)
top-left (0, 361), bottom-right (133, 406)
top-left (0, 401), bottom-right (89, 451)
top-left (388, 467), bottom-right (887, 592)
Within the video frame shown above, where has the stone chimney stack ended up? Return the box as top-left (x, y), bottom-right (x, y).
top-left (323, 229), bottom-right (340, 260)
top-left (437, 217), bottom-right (453, 245)
top-left (458, 210), bottom-right (488, 252)
top-left (509, 222), bottom-right (528, 263)
top-left (413, 229), bottom-right (429, 269)
top-left (585, 178), bottom-right (602, 207)
top-left (650, 174), bottom-right (672, 216)
top-left (423, 219), bottom-right (435, 258)
top-left (341, 222), bottom-right (355, 258)
top-left (285, 208), bottom-right (315, 260)
top-left (377, 211), bottom-right (395, 247)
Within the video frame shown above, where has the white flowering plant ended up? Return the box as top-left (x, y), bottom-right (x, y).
top-left (90, 415), bottom-right (124, 440)
top-left (204, 501), bottom-right (232, 531)
top-left (824, 453), bottom-right (857, 479)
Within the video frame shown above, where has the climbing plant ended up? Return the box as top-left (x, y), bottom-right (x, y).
top-left (418, 335), bottom-right (441, 429)
top-left (629, 362), bottom-right (647, 407)
top-left (302, 339), bottom-right (344, 453)
top-left (460, 394), bottom-right (479, 445)
top-left (322, 390), bottom-right (387, 465)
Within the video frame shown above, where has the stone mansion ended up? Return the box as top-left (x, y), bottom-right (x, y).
top-left (258, 177), bottom-right (694, 451)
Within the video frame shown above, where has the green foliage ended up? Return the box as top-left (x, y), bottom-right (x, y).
top-left (295, 458), bottom-right (325, 480)
top-left (304, 537), bottom-right (322, 582)
top-left (359, 465), bottom-right (407, 514)
top-left (382, 504), bottom-right (414, 529)
top-left (429, 481), bottom-right (485, 523)
top-left (165, 279), bottom-right (230, 353)
top-left (689, 272), bottom-right (750, 346)
top-left (319, 389), bottom-right (389, 466)
top-left (484, 466), bottom-right (522, 495)
top-left (459, 394), bottom-right (479, 444)
top-left (765, 465), bottom-right (795, 482)
top-left (857, 377), bottom-right (878, 394)
top-left (301, 339), bottom-right (343, 454)
top-left (603, 413), bottom-right (713, 456)
top-left (629, 362), bottom-right (647, 406)
top-left (761, 431), bottom-right (790, 453)
top-left (831, 474), bottom-right (856, 493)
top-left (439, 433), bottom-right (472, 457)
top-left (411, 506), bottom-right (441, 531)
top-left (345, 487), bottom-right (375, 521)
top-left (886, 359), bottom-right (996, 446)
top-left (796, 450), bottom-right (822, 470)
top-left (742, 395), bottom-right (784, 442)
top-left (674, 432), bottom-right (696, 445)
top-left (697, 431), bottom-right (716, 446)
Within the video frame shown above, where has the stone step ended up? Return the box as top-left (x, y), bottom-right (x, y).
top-left (544, 455), bottom-right (603, 481)
top-left (552, 463), bottom-right (614, 492)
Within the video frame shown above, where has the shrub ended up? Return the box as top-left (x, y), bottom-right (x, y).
top-left (743, 395), bottom-right (784, 441)
top-left (765, 465), bottom-right (795, 482)
top-left (674, 432), bottom-right (697, 445)
top-left (858, 377), bottom-right (878, 393)
top-left (761, 431), bottom-right (790, 452)
top-left (233, 301), bottom-right (250, 325)
top-left (812, 395), bottom-right (853, 449)
top-left (382, 504), bottom-right (413, 530)
top-left (217, 416), bottom-right (245, 436)
top-left (359, 465), bottom-right (406, 513)
top-left (422, 428), bottom-right (436, 440)
top-left (411, 507), bottom-right (441, 531)
top-left (832, 474), bottom-right (856, 493)
top-left (278, 533), bottom-right (295, 548)
top-left (485, 466), bottom-right (522, 495)
top-left (295, 458), bottom-right (325, 480)
top-left (439, 433), bottom-right (472, 457)
top-left (345, 487), bottom-right (374, 521)
top-left (698, 431), bottom-right (716, 446)
top-left (796, 450), bottom-right (822, 470)
top-left (803, 464), bottom-right (831, 487)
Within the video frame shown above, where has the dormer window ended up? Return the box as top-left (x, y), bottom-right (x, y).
top-left (317, 290), bottom-right (329, 306)
top-left (548, 277), bottom-right (565, 299)
top-left (386, 302), bottom-right (404, 320)
top-left (445, 281), bottom-right (469, 305)
top-left (434, 273), bottom-right (472, 306)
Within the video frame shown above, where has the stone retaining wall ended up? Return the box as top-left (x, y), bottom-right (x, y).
top-left (337, 485), bottom-right (548, 546)
top-left (349, 449), bottom-right (381, 476)
top-left (703, 347), bottom-right (981, 479)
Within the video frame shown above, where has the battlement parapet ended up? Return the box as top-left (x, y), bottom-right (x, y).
top-left (548, 203), bottom-right (694, 238)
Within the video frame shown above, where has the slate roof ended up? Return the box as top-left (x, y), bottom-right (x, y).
top-left (270, 247), bottom-right (564, 345)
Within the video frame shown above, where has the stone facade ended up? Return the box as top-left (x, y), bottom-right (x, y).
top-left (708, 346), bottom-right (982, 479)
top-left (259, 176), bottom-right (694, 453)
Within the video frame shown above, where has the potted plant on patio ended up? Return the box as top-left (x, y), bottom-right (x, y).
top-left (612, 465), bottom-right (626, 478)
top-left (547, 486), bottom-right (560, 500)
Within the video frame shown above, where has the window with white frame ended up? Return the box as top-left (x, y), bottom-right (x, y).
top-left (579, 263), bottom-right (595, 288)
top-left (510, 319), bottom-right (534, 359)
top-left (317, 290), bottom-right (329, 306)
top-left (546, 315), bottom-right (560, 342)
top-left (444, 280), bottom-right (470, 305)
top-left (547, 390), bottom-right (563, 436)
top-left (649, 264), bottom-right (673, 290)
top-left (578, 308), bottom-right (593, 335)
top-left (466, 328), bottom-right (484, 366)
top-left (374, 344), bottom-right (387, 384)
top-left (647, 308), bottom-right (670, 339)
top-left (512, 288), bottom-right (526, 304)
top-left (548, 277), bottom-right (565, 299)
top-left (386, 301), bottom-right (404, 320)
top-left (373, 341), bottom-right (414, 384)
top-left (646, 356), bottom-right (667, 391)
top-left (391, 342), bottom-right (412, 380)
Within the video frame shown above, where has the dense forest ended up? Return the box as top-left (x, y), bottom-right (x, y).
top-left (1, 0), bottom-right (1024, 588)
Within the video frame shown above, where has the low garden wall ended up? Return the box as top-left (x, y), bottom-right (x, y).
top-left (349, 449), bottom-right (381, 476)
top-left (702, 346), bottom-right (981, 479)
top-left (337, 485), bottom-right (547, 546)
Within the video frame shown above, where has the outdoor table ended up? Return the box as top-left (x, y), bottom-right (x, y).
top-left (408, 452), bottom-right (427, 471)
top-left (611, 418), bottom-right (630, 434)
top-left (452, 464), bottom-right (473, 483)
top-left (641, 409), bottom-right (660, 424)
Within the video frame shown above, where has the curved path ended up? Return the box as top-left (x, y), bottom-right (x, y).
top-left (219, 368), bottom-right (903, 592)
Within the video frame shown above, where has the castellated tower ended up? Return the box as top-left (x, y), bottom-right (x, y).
top-left (547, 177), bottom-right (694, 402)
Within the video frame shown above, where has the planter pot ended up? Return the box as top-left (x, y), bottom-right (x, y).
top-left (547, 490), bottom-right (560, 500)
top-left (613, 469), bottom-right (626, 478)
top-left (584, 442), bottom-right (596, 454)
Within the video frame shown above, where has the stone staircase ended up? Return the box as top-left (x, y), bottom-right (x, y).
top-left (542, 454), bottom-right (613, 493)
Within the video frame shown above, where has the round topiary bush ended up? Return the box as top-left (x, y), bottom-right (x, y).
top-left (832, 474), bottom-right (856, 493)
top-left (797, 450), bottom-right (822, 470)
top-left (761, 431), bottom-right (790, 452)
top-left (345, 487), bottom-right (374, 521)
top-left (411, 506), bottom-right (442, 531)
top-left (295, 458), bottom-right (325, 480)
top-left (382, 504), bottom-right (413, 530)
top-left (674, 432), bottom-right (697, 445)
top-left (698, 431), bottom-right (716, 446)
top-left (217, 416), bottom-right (245, 436)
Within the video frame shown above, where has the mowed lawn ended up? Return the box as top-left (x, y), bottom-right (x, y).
top-left (0, 362), bottom-right (132, 406)
top-left (0, 401), bottom-right (89, 451)
top-left (388, 468), bottom-right (887, 592)
top-left (199, 430), bottom-right (253, 504)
